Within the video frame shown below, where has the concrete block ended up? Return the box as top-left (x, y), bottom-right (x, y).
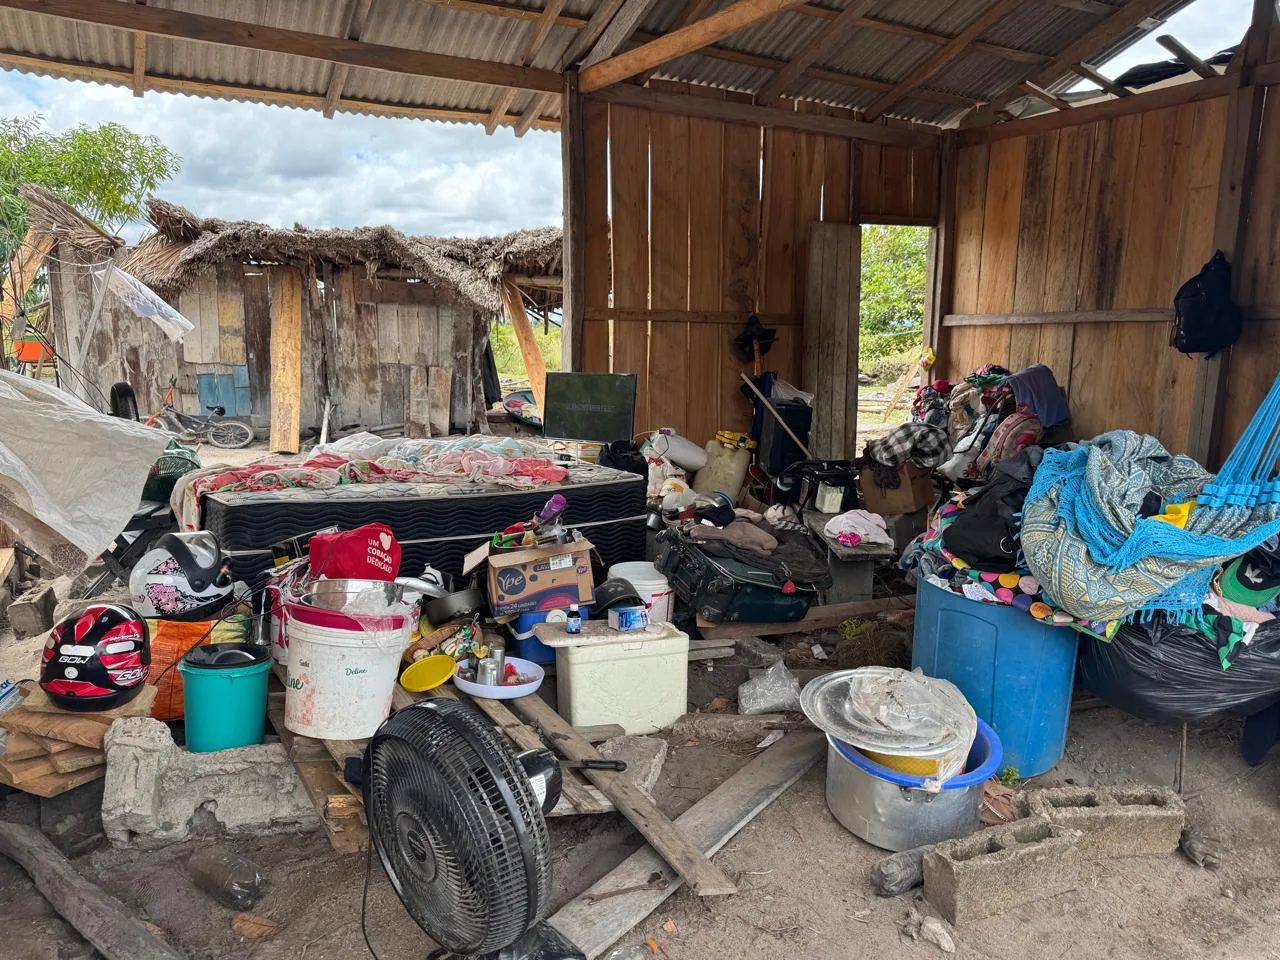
top-left (923, 819), bottom-right (1081, 925)
top-left (102, 718), bottom-right (319, 849)
top-left (886, 508), bottom-right (928, 553)
top-left (596, 735), bottom-right (668, 796)
top-left (9, 582), bottom-right (56, 638)
top-left (734, 635), bottom-right (782, 668)
top-left (1016, 785), bottom-right (1185, 859)
top-left (671, 713), bottom-right (789, 742)
top-left (52, 582), bottom-right (128, 626)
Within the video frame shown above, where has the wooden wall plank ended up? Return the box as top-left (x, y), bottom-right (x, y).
top-left (1041, 123), bottom-right (1096, 312)
top-left (241, 268), bottom-right (272, 424)
top-left (1077, 114), bottom-right (1142, 311)
top-left (822, 107), bottom-right (852, 225)
top-left (721, 116), bottom-right (760, 313)
top-left (975, 136), bottom-right (1026, 316)
top-left (803, 222), bottom-right (860, 458)
top-left (1010, 131), bottom-right (1058, 368)
top-left (686, 86), bottom-right (726, 445)
top-left (1116, 106), bottom-right (1177, 308)
top-left (1174, 97), bottom-right (1229, 299)
top-left (582, 97), bottom-right (611, 374)
top-left (793, 103), bottom-right (826, 314)
top-left (648, 83), bottom-right (691, 431)
top-left (215, 262), bottom-right (245, 365)
top-left (267, 267), bottom-right (303, 453)
top-left (376, 303), bottom-right (400, 362)
top-left (760, 126), bottom-right (799, 315)
top-left (951, 144), bottom-right (989, 317)
top-left (380, 363), bottom-right (407, 428)
top-left (610, 102), bottom-right (650, 427)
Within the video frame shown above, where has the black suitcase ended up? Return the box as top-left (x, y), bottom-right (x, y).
top-left (655, 530), bottom-right (821, 624)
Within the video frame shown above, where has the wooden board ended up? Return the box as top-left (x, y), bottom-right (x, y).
top-left (49, 746), bottom-right (106, 774)
top-left (267, 267), bottom-right (303, 453)
top-left (3, 731), bottom-right (50, 762)
top-left (950, 144), bottom-right (989, 318)
top-left (760, 127), bottom-right (800, 315)
top-left (695, 595), bottom-right (915, 641)
top-left (0, 752), bottom-right (58, 784)
top-left (241, 268), bottom-right (273, 424)
top-left (0, 762), bottom-right (104, 798)
top-left (19, 683), bottom-right (156, 719)
top-left (609, 101), bottom-right (651, 427)
top-left (508, 693), bottom-right (737, 896)
top-left (427, 365), bottom-right (451, 436)
top-left (547, 732), bottom-right (825, 959)
top-left (215, 261), bottom-right (246, 365)
top-left (802, 222), bottom-right (860, 459)
top-left (405, 366), bottom-right (431, 438)
top-left (1041, 122), bottom-right (1096, 312)
top-left (502, 277), bottom-right (547, 412)
top-left (0, 710), bottom-right (110, 750)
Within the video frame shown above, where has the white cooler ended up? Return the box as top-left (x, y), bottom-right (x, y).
top-left (532, 620), bottom-right (689, 734)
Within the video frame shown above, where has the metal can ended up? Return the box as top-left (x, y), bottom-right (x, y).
top-left (487, 638), bottom-right (506, 679)
top-left (476, 657), bottom-right (501, 686)
top-left (608, 605), bottom-right (649, 632)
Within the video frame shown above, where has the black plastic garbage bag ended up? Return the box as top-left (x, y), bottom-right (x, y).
top-left (1078, 617), bottom-right (1280, 725)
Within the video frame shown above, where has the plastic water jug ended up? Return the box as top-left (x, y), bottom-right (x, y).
top-left (693, 440), bottom-right (751, 498)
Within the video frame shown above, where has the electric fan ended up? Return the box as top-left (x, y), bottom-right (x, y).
top-left (363, 697), bottom-right (584, 960)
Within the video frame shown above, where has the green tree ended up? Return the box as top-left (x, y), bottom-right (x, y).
top-left (859, 224), bottom-right (928, 362)
top-left (0, 114), bottom-right (181, 256)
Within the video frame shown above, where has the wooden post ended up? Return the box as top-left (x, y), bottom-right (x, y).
top-left (1187, 1), bottom-right (1274, 467)
top-left (561, 68), bottom-right (587, 372)
top-left (926, 130), bottom-right (957, 377)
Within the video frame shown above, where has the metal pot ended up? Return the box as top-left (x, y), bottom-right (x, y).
top-left (824, 720), bottom-right (1002, 852)
top-left (424, 586), bottom-right (484, 625)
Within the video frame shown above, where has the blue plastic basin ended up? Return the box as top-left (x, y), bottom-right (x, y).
top-left (912, 577), bottom-right (1079, 777)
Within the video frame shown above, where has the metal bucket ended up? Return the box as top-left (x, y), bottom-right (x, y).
top-left (824, 719), bottom-right (1002, 852)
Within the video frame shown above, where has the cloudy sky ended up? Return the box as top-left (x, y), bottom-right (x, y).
top-left (0, 0), bottom-right (1249, 240)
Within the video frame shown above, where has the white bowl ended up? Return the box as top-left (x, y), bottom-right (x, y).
top-left (453, 655), bottom-right (545, 700)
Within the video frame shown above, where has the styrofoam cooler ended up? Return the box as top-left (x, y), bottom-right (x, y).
top-left (554, 621), bottom-right (689, 734)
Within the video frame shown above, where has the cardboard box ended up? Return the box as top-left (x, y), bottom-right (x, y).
top-left (859, 464), bottom-right (933, 516)
top-left (464, 539), bottom-right (595, 616)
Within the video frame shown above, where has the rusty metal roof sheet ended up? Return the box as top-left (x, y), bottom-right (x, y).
top-left (0, 0), bottom-right (1203, 130)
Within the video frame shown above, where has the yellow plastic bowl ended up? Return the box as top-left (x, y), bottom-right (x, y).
top-left (862, 750), bottom-right (942, 776)
top-left (399, 654), bottom-right (456, 693)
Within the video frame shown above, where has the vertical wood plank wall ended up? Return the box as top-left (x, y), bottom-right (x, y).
top-left (943, 96), bottom-right (1229, 454)
top-left (581, 85), bottom-right (939, 444)
top-left (51, 258), bottom-right (483, 433)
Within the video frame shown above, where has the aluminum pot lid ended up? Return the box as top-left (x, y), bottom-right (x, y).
top-left (800, 666), bottom-right (976, 759)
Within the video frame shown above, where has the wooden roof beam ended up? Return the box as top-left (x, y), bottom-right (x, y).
top-left (579, 0), bottom-right (809, 93)
top-left (962, 0), bottom-right (1171, 128)
top-left (1155, 34), bottom-right (1219, 79)
top-left (485, 0), bottom-right (567, 133)
top-left (0, 0), bottom-right (563, 92)
top-left (323, 0), bottom-right (374, 118)
top-left (130, 0), bottom-right (145, 97)
top-left (582, 0), bottom-right (664, 67)
top-left (1071, 61), bottom-right (1132, 96)
top-left (1017, 79), bottom-right (1072, 111)
top-left (862, 0), bottom-right (1025, 121)
top-left (635, 0), bottom-right (716, 84)
top-left (755, 0), bottom-right (879, 105)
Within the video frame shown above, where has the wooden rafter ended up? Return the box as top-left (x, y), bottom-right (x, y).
top-left (484, 0), bottom-right (566, 133)
top-left (962, 0), bottom-right (1171, 128)
top-left (323, 0), bottom-right (374, 118)
top-left (1017, 80), bottom-right (1072, 111)
top-left (1155, 34), bottom-right (1219, 79)
top-left (754, 0), bottom-right (878, 105)
top-left (0, 0), bottom-right (562, 92)
top-left (0, 49), bottom-right (561, 129)
top-left (131, 32), bottom-right (145, 97)
top-left (861, 0), bottom-right (1025, 121)
top-left (1071, 62), bottom-right (1132, 97)
top-left (582, 0), bottom-right (663, 67)
top-left (579, 0), bottom-right (809, 93)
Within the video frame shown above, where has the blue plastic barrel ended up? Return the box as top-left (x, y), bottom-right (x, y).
top-left (911, 577), bottom-right (1078, 777)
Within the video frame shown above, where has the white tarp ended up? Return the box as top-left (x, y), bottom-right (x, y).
top-left (0, 370), bottom-right (169, 573)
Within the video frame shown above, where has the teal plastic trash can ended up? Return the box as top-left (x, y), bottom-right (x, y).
top-left (912, 577), bottom-right (1078, 777)
top-left (178, 643), bottom-right (272, 753)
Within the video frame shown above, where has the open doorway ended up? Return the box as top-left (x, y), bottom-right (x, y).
top-left (855, 223), bottom-right (931, 452)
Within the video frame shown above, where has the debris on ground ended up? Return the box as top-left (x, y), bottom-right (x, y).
top-left (871, 845), bottom-right (929, 897)
top-left (900, 901), bottom-right (956, 954)
top-left (1179, 826), bottom-right (1223, 870)
top-left (737, 661), bottom-right (801, 715)
top-left (188, 848), bottom-right (267, 911)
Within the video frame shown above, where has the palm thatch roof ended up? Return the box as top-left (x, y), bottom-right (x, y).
top-left (119, 198), bottom-right (562, 314)
top-left (20, 184), bottom-right (125, 258)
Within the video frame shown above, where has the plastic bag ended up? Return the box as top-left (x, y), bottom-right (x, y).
top-left (1078, 618), bottom-right (1280, 724)
top-left (738, 661), bottom-right (801, 715)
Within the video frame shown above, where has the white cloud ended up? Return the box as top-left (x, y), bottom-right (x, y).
top-left (0, 69), bottom-right (563, 240)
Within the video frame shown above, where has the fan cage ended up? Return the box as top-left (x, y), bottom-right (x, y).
top-left (366, 699), bottom-right (554, 956)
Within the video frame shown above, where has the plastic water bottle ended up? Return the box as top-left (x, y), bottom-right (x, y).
top-left (188, 849), bottom-right (266, 910)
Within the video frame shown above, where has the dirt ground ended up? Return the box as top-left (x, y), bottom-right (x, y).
top-left (1, 629), bottom-right (1278, 960)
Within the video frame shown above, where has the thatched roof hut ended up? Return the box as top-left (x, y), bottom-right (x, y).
top-left (120, 198), bottom-right (563, 315)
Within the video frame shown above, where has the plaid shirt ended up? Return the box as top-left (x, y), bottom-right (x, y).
top-left (867, 422), bottom-right (953, 469)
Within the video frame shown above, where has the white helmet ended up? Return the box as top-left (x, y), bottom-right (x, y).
top-left (129, 532), bottom-right (235, 620)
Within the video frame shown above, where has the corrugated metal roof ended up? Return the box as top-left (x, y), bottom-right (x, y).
top-left (0, 0), bottom-right (1205, 130)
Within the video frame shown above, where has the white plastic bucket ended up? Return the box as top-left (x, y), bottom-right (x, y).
top-left (282, 602), bottom-right (412, 739)
top-left (608, 561), bottom-right (674, 624)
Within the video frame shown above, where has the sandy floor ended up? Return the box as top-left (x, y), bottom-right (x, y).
top-left (0, 633), bottom-right (1277, 960)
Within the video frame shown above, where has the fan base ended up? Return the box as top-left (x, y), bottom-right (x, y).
top-left (427, 922), bottom-right (586, 960)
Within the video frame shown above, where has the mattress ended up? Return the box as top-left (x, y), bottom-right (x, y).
top-left (201, 462), bottom-right (647, 587)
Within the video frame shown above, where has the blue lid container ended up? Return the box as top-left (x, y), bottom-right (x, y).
top-left (509, 605), bottom-right (591, 665)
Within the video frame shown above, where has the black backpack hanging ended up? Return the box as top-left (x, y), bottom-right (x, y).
top-left (1171, 250), bottom-right (1243, 357)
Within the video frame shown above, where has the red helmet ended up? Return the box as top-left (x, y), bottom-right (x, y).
top-left (41, 605), bottom-right (151, 711)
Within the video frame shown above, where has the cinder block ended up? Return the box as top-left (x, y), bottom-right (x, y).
top-left (596, 735), bottom-right (668, 796)
top-left (923, 819), bottom-right (1081, 925)
top-left (9, 582), bottom-right (56, 638)
top-left (1016, 785), bottom-right (1184, 859)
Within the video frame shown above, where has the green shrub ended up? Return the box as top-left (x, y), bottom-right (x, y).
top-left (490, 321), bottom-right (563, 380)
top-left (865, 347), bottom-right (919, 385)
